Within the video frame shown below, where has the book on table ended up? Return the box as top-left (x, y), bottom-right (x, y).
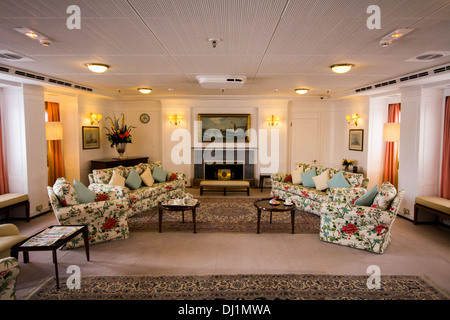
top-left (22, 226), bottom-right (83, 247)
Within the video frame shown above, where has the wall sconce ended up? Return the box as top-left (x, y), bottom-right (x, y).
top-left (169, 114), bottom-right (182, 126)
top-left (346, 114), bottom-right (360, 126)
top-left (89, 113), bottom-right (102, 125)
top-left (267, 115), bottom-right (280, 127)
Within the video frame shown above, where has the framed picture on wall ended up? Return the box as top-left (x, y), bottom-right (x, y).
top-left (82, 126), bottom-right (100, 149)
top-left (349, 129), bottom-right (364, 151)
top-left (198, 114), bottom-right (251, 142)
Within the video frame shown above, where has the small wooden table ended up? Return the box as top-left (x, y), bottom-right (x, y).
top-left (259, 174), bottom-right (273, 192)
top-left (158, 201), bottom-right (201, 233)
top-left (10, 225), bottom-right (90, 289)
top-left (254, 198), bottom-right (296, 234)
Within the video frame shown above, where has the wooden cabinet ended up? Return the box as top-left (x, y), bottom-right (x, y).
top-left (90, 157), bottom-right (149, 170)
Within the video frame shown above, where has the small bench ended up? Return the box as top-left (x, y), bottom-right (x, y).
top-left (414, 196), bottom-right (450, 225)
top-left (0, 193), bottom-right (30, 222)
top-left (200, 180), bottom-right (250, 196)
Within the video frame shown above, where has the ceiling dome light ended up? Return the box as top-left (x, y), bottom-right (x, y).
top-left (138, 88), bottom-right (152, 94)
top-left (330, 64), bottom-right (354, 74)
top-left (85, 63), bottom-right (110, 73)
top-left (295, 88), bottom-right (309, 94)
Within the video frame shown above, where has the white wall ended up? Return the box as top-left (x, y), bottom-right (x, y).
top-left (160, 99), bottom-right (289, 186)
top-left (289, 96), bottom-right (370, 175)
top-left (1, 85), bottom-right (48, 218)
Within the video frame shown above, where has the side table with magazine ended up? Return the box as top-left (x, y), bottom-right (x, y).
top-left (10, 225), bottom-right (90, 289)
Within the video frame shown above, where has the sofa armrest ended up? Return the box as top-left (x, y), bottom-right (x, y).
top-left (320, 202), bottom-right (396, 225)
top-left (53, 198), bottom-right (130, 223)
top-left (167, 172), bottom-right (186, 184)
top-left (0, 257), bottom-right (20, 300)
top-left (88, 183), bottom-right (130, 200)
top-left (271, 173), bottom-right (291, 183)
top-left (0, 224), bottom-right (20, 237)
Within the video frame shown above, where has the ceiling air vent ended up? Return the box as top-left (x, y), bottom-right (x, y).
top-left (196, 75), bottom-right (246, 89)
top-left (406, 51), bottom-right (449, 62)
top-left (0, 50), bottom-right (33, 61)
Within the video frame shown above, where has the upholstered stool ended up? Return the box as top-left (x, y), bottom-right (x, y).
top-left (0, 193), bottom-right (30, 222)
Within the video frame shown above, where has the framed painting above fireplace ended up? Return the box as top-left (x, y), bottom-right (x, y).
top-left (198, 114), bottom-right (251, 142)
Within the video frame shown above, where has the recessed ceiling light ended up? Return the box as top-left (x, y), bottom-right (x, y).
top-left (85, 63), bottom-right (110, 73)
top-left (295, 88), bottom-right (309, 94)
top-left (330, 64), bottom-right (354, 74)
top-left (138, 88), bottom-right (152, 94)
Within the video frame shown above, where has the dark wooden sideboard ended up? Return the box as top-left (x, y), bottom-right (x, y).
top-left (90, 156), bottom-right (149, 170)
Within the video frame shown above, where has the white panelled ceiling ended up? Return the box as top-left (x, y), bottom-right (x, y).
top-left (0, 0), bottom-right (449, 97)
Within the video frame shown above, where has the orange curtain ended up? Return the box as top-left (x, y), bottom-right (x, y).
top-left (383, 103), bottom-right (401, 187)
top-left (46, 101), bottom-right (65, 186)
top-left (441, 97), bottom-right (450, 199)
top-left (0, 112), bottom-right (8, 194)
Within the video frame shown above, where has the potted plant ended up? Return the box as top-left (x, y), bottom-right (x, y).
top-left (104, 114), bottom-right (136, 159)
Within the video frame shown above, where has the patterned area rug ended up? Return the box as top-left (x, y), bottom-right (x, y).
top-left (26, 274), bottom-right (448, 300)
top-left (128, 198), bottom-right (320, 233)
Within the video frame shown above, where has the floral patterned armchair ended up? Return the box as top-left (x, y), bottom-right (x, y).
top-left (0, 257), bottom-right (20, 300)
top-left (319, 182), bottom-right (404, 254)
top-left (47, 180), bottom-right (131, 249)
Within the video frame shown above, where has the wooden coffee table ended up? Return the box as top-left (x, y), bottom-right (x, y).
top-left (10, 225), bottom-right (89, 289)
top-left (254, 198), bottom-right (296, 234)
top-left (158, 200), bottom-right (201, 233)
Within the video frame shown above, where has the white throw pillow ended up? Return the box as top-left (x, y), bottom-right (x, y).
top-left (312, 170), bottom-right (331, 191)
top-left (140, 167), bottom-right (154, 187)
top-left (291, 167), bottom-right (304, 184)
top-left (109, 169), bottom-right (125, 187)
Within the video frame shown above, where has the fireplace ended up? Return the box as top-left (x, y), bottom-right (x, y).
top-left (204, 162), bottom-right (244, 180)
top-left (193, 147), bottom-right (255, 186)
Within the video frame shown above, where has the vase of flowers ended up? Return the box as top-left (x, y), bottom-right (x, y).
top-left (104, 114), bottom-right (136, 159)
top-left (342, 159), bottom-right (355, 171)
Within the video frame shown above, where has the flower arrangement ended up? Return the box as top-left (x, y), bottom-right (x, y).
top-left (342, 159), bottom-right (355, 170)
top-left (104, 113), bottom-right (136, 147)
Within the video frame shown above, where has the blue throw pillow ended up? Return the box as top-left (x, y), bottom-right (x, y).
top-left (301, 168), bottom-right (317, 188)
top-left (125, 168), bottom-right (142, 190)
top-left (152, 165), bottom-right (168, 183)
top-left (354, 185), bottom-right (379, 206)
top-left (327, 171), bottom-right (351, 188)
top-left (73, 179), bottom-right (95, 203)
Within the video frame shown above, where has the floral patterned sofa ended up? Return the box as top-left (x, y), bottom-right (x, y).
top-left (319, 182), bottom-right (405, 254)
top-left (47, 178), bottom-right (131, 249)
top-left (88, 162), bottom-right (186, 216)
top-left (0, 257), bottom-right (20, 300)
top-left (271, 163), bottom-right (369, 216)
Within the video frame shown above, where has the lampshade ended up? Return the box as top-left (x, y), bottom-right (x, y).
top-left (330, 64), bottom-right (354, 74)
top-left (85, 63), bottom-right (109, 73)
top-left (383, 123), bottom-right (400, 142)
top-left (46, 122), bottom-right (63, 140)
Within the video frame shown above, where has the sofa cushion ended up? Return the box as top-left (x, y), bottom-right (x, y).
top-left (53, 178), bottom-right (79, 206)
top-left (312, 170), bottom-right (330, 191)
top-left (342, 172), bottom-right (364, 187)
top-left (372, 182), bottom-right (397, 210)
top-left (73, 179), bottom-right (95, 203)
top-left (109, 169), bottom-right (126, 187)
top-left (354, 185), bottom-right (378, 206)
top-left (93, 166), bottom-right (126, 184)
top-left (140, 167), bottom-right (154, 187)
top-left (291, 167), bottom-right (304, 184)
top-left (152, 165), bottom-right (167, 183)
top-left (125, 168), bottom-right (142, 190)
top-left (327, 170), bottom-right (351, 188)
top-left (301, 168), bottom-right (316, 188)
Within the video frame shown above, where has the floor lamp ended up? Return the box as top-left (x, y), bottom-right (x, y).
top-left (383, 123), bottom-right (400, 189)
top-left (46, 122), bottom-right (63, 186)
